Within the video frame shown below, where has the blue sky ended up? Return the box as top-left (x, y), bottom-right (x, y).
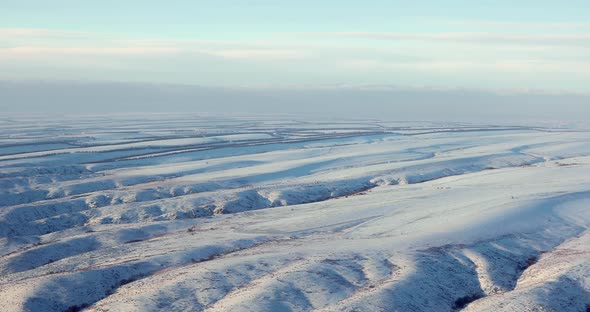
top-left (1, 1), bottom-right (590, 92)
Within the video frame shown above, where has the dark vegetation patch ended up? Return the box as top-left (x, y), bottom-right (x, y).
top-left (453, 293), bottom-right (484, 310)
top-left (124, 239), bottom-right (145, 244)
top-left (104, 276), bottom-right (142, 296)
top-left (518, 255), bottom-right (538, 271)
top-left (64, 303), bottom-right (89, 312)
top-left (557, 162), bottom-right (580, 167)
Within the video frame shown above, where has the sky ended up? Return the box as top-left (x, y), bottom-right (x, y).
top-left (1, 1), bottom-right (589, 119)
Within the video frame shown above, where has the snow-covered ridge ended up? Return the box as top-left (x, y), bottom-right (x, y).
top-left (1, 115), bottom-right (589, 311)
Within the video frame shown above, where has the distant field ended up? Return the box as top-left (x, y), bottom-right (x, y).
top-left (1, 114), bottom-right (589, 311)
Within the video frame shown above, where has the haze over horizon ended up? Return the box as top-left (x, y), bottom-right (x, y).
top-left (1, 1), bottom-right (589, 120)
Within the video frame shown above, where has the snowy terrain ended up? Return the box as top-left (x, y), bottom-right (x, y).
top-left (0, 114), bottom-right (589, 311)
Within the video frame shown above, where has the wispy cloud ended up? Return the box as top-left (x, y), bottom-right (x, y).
top-left (0, 46), bottom-right (182, 55)
top-left (1, 27), bottom-right (589, 91)
top-left (421, 19), bottom-right (590, 31)
top-left (340, 59), bottom-right (590, 74)
top-left (198, 49), bottom-right (308, 59)
top-left (303, 32), bottom-right (590, 46)
top-left (0, 28), bottom-right (97, 39)
top-left (0, 27), bottom-right (307, 60)
top-left (0, 46), bottom-right (307, 60)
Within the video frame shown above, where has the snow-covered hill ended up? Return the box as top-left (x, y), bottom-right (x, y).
top-left (1, 114), bottom-right (589, 311)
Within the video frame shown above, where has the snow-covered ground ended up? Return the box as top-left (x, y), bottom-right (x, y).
top-left (0, 114), bottom-right (589, 311)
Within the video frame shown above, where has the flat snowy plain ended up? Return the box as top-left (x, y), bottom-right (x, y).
top-left (0, 114), bottom-right (589, 311)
